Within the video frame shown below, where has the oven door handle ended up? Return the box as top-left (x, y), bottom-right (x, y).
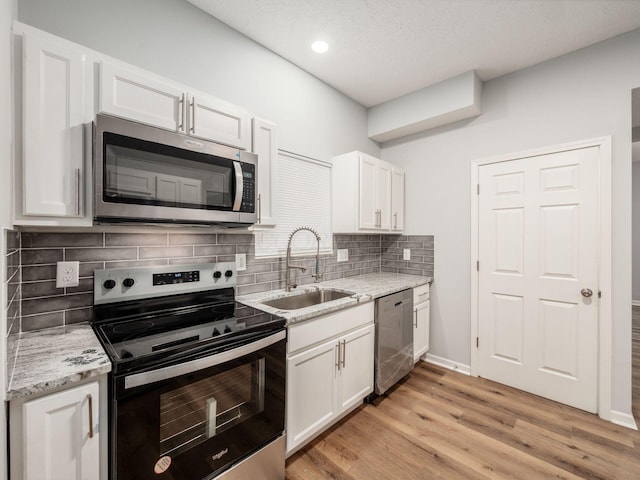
top-left (124, 330), bottom-right (286, 390)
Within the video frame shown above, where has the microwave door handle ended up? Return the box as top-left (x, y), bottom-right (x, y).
top-left (232, 161), bottom-right (243, 211)
top-left (124, 330), bottom-right (286, 389)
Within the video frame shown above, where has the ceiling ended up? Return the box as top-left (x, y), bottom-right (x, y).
top-left (187, 0), bottom-right (640, 108)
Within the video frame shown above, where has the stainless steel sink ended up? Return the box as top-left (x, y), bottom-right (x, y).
top-left (261, 289), bottom-right (354, 311)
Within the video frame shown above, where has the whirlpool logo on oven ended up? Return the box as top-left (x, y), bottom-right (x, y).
top-left (212, 448), bottom-right (229, 462)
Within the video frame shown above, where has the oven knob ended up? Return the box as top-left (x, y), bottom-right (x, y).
top-left (225, 270), bottom-right (233, 278)
top-left (122, 278), bottom-right (135, 288)
top-left (213, 271), bottom-right (222, 279)
top-left (224, 325), bottom-right (232, 334)
top-left (212, 328), bottom-right (221, 337)
top-left (103, 279), bottom-right (116, 290)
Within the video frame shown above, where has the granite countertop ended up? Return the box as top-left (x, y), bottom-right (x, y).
top-left (236, 272), bottom-right (432, 325)
top-left (6, 323), bottom-right (111, 401)
top-left (6, 273), bottom-right (430, 400)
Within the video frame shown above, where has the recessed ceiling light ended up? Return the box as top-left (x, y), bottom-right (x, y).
top-left (311, 40), bottom-right (329, 54)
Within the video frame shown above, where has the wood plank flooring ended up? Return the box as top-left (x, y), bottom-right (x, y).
top-left (286, 358), bottom-right (640, 479)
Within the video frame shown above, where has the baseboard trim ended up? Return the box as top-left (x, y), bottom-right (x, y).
top-left (608, 410), bottom-right (638, 430)
top-left (632, 300), bottom-right (640, 307)
top-left (423, 353), bottom-right (471, 376)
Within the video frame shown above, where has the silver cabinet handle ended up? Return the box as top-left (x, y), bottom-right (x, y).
top-left (414, 310), bottom-right (418, 328)
top-left (393, 212), bottom-right (398, 230)
top-left (336, 342), bottom-right (342, 371)
top-left (178, 93), bottom-right (185, 130)
top-left (581, 288), bottom-right (593, 298)
top-left (341, 340), bottom-right (346, 369)
top-left (87, 394), bottom-right (94, 439)
top-left (190, 96), bottom-right (195, 133)
top-left (75, 168), bottom-right (81, 216)
top-left (257, 193), bottom-right (262, 224)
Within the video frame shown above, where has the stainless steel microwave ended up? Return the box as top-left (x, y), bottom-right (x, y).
top-left (93, 114), bottom-right (257, 226)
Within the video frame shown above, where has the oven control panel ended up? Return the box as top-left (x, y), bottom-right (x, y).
top-left (153, 270), bottom-right (200, 286)
top-left (94, 262), bottom-right (236, 305)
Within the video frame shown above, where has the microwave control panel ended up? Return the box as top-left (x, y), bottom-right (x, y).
top-left (240, 163), bottom-right (256, 213)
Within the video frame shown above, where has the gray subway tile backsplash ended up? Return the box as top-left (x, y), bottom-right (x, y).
top-left (7, 231), bottom-right (434, 334)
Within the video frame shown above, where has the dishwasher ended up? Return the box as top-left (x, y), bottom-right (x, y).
top-left (374, 288), bottom-right (414, 395)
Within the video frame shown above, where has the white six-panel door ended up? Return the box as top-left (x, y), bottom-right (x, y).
top-left (477, 146), bottom-right (599, 412)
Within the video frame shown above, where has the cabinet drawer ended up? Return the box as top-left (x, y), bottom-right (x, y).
top-left (413, 283), bottom-right (430, 304)
top-left (288, 302), bottom-right (374, 354)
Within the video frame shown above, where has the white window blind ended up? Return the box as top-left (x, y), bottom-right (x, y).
top-left (254, 150), bottom-right (332, 257)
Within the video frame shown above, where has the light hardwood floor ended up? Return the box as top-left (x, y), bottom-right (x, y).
top-left (286, 357), bottom-right (640, 479)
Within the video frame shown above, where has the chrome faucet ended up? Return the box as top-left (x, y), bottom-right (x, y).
top-left (285, 226), bottom-right (322, 291)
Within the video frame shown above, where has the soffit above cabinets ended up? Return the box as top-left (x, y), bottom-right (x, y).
top-left (187, 0), bottom-right (640, 108)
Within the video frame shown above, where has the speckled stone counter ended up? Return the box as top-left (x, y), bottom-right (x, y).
top-left (6, 324), bottom-right (111, 401)
top-left (237, 272), bottom-right (432, 325)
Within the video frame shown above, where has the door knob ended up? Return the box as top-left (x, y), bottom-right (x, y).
top-left (581, 288), bottom-right (593, 298)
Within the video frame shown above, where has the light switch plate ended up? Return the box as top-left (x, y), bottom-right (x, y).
top-left (236, 253), bottom-right (247, 271)
top-left (403, 248), bottom-right (411, 261)
top-left (337, 249), bottom-right (349, 262)
top-left (56, 261), bottom-right (80, 288)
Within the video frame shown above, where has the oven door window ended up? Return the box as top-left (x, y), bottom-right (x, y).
top-left (114, 335), bottom-right (285, 480)
top-left (103, 132), bottom-right (235, 210)
top-left (159, 358), bottom-right (265, 457)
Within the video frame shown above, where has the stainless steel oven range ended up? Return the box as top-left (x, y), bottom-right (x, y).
top-left (91, 263), bottom-right (286, 480)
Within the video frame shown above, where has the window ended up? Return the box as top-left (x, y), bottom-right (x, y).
top-left (254, 151), bottom-right (332, 257)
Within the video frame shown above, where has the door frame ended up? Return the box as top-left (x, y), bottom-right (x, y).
top-left (470, 136), bottom-right (612, 421)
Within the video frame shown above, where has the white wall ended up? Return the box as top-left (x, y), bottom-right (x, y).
top-left (1, 0), bottom-right (17, 476)
top-left (381, 28), bottom-right (640, 415)
top-left (17, 0), bottom-right (380, 162)
top-left (633, 152), bottom-right (640, 303)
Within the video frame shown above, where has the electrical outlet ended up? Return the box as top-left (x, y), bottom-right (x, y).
top-left (403, 248), bottom-right (411, 261)
top-left (235, 253), bottom-right (247, 271)
top-left (337, 249), bottom-right (349, 262)
top-left (56, 261), bottom-right (80, 288)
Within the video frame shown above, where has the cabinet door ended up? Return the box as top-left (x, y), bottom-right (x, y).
top-left (338, 324), bottom-right (375, 412)
top-left (22, 381), bottom-right (100, 480)
top-left (358, 154), bottom-right (378, 229)
top-left (286, 339), bottom-right (338, 453)
top-left (391, 167), bottom-right (405, 232)
top-left (99, 61), bottom-right (185, 132)
top-left (188, 93), bottom-right (251, 149)
top-left (22, 32), bottom-right (85, 217)
top-left (377, 161), bottom-right (392, 230)
top-left (414, 300), bottom-right (430, 362)
top-left (251, 117), bottom-right (278, 226)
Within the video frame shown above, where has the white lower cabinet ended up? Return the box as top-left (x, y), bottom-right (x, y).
top-left (286, 302), bottom-right (374, 455)
top-left (10, 377), bottom-right (107, 480)
top-left (413, 284), bottom-right (431, 362)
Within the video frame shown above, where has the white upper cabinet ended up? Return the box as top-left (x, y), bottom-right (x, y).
top-left (332, 151), bottom-right (403, 234)
top-left (99, 62), bottom-right (251, 149)
top-left (14, 24), bottom-right (93, 226)
top-left (391, 166), bottom-right (405, 232)
top-left (99, 61), bottom-right (185, 132)
top-left (251, 117), bottom-right (278, 226)
top-left (189, 92), bottom-right (251, 148)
